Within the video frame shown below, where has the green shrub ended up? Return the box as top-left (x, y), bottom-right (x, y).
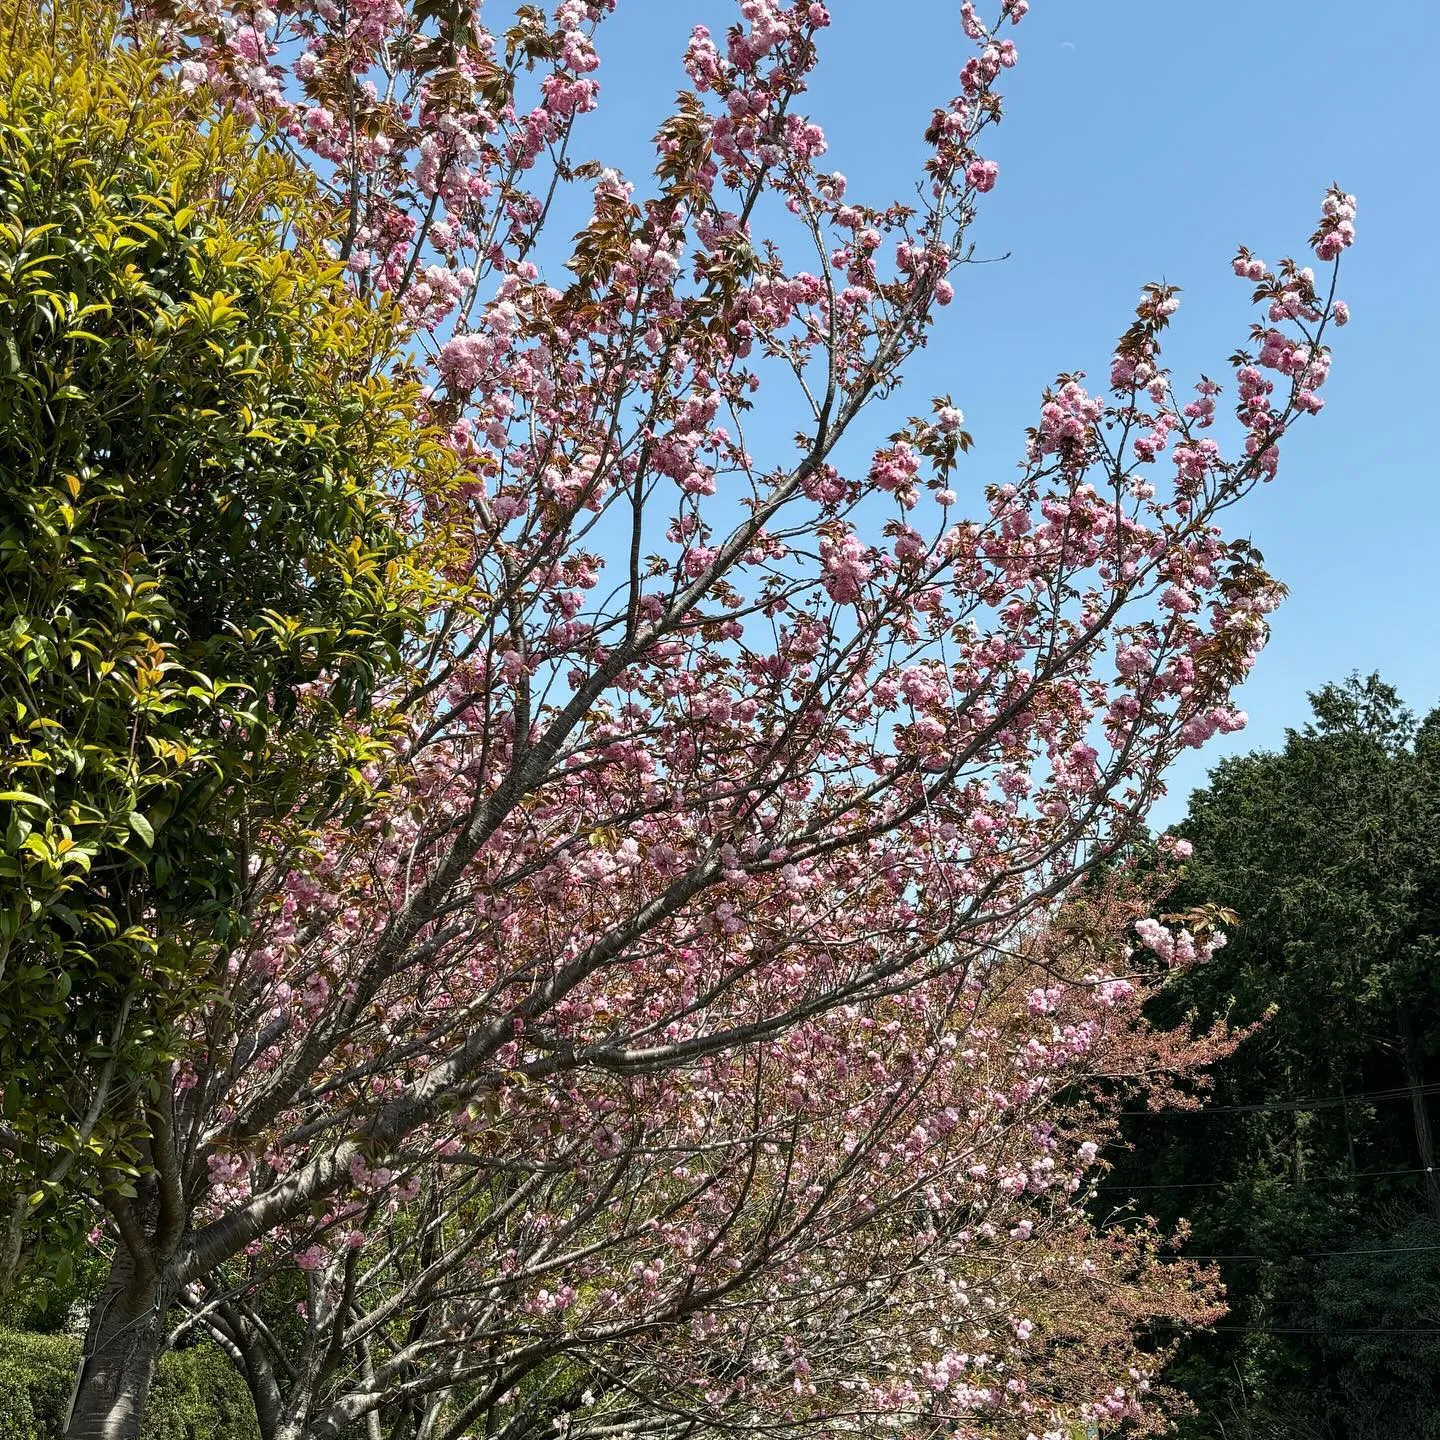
top-left (0, 1330), bottom-right (79, 1440)
top-left (136, 1343), bottom-right (260, 1440)
top-left (0, 1330), bottom-right (259, 1440)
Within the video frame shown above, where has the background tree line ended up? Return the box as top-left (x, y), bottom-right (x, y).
top-left (1109, 673), bottom-right (1440, 1438)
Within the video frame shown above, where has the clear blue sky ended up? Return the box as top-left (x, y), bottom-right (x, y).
top-left (569, 1), bottom-right (1440, 827)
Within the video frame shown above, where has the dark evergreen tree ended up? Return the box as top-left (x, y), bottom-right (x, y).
top-left (1113, 674), bottom-right (1440, 1437)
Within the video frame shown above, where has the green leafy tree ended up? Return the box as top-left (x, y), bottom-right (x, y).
top-left (1111, 675), bottom-right (1440, 1437)
top-left (0, 3), bottom-right (435, 1285)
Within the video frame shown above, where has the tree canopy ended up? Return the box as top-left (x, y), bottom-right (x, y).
top-left (0, 3), bottom-right (433, 1283)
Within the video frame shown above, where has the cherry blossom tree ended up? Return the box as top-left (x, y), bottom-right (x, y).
top-left (174, 875), bottom-right (1241, 1440)
top-left (44, 1), bottom-right (1358, 1437)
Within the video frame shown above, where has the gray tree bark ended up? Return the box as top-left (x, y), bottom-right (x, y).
top-left (65, 1240), bottom-right (173, 1440)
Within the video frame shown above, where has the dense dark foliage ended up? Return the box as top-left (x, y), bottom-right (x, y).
top-left (1113, 675), bottom-right (1440, 1437)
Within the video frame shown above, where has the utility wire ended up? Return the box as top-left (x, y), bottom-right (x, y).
top-left (1111, 1087), bottom-right (1440, 1336)
top-left (1181, 1243), bottom-right (1440, 1263)
top-left (1119, 1080), bottom-right (1440, 1117)
top-left (1097, 1164), bottom-right (1435, 1191)
top-left (1206, 1326), bottom-right (1440, 1337)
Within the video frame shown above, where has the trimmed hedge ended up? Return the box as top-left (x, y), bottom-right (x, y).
top-left (0, 1330), bottom-right (259, 1440)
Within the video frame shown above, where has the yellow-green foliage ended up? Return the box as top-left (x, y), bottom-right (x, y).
top-left (0, 4), bottom-right (429, 1272)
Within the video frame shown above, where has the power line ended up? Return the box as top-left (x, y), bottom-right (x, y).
top-left (1209, 1326), bottom-right (1440, 1337)
top-left (1119, 1080), bottom-right (1440, 1118)
top-left (1097, 1164), bottom-right (1435, 1191)
top-left (1184, 1243), bottom-right (1440, 1263)
top-left (1150, 1318), bottom-right (1440, 1337)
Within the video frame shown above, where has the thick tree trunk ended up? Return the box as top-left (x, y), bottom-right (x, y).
top-left (65, 1243), bottom-right (172, 1440)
